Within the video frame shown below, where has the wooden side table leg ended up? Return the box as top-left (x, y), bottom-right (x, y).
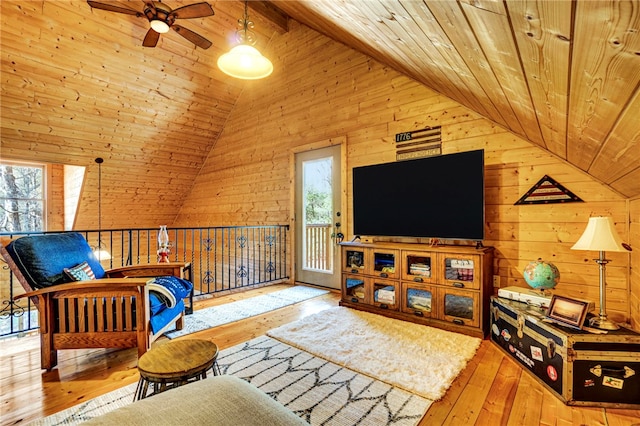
top-left (185, 263), bottom-right (193, 315)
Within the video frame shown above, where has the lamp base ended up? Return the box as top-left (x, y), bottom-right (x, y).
top-left (589, 316), bottom-right (619, 330)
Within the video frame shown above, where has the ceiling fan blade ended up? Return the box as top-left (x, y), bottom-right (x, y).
top-left (87, 1), bottom-right (141, 16)
top-left (171, 2), bottom-right (214, 19)
top-left (142, 28), bottom-right (160, 47)
top-left (172, 25), bottom-right (212, 49)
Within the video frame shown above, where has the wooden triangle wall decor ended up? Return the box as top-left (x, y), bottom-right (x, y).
top-left (515, 175), bottom-right (583, 205)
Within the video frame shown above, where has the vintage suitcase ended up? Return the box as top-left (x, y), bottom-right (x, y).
top-left (490, 296), bottom-right (640, 408)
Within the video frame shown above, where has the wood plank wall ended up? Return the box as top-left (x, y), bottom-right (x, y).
top-left (631, 198), bottom-right (640, 329)
top-left (173, 21), bottom-right (637, 328)
top-left (1, 1), bottom-right (221, 231)
top-left (48, 165), bottom-right (65, 231)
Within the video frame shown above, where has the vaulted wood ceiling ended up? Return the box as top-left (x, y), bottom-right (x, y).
top-left (1, 0), bottom-right (639, 227)
top-left (272, 0), bottom-right (640, 199)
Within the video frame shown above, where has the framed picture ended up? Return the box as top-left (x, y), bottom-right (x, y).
top-left (546, 295), bottom-right (590, 329)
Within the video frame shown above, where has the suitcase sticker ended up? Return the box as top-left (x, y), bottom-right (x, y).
top-left (491, 303), bottom-right (564, 395)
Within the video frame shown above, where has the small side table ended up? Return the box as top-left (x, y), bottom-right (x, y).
top-left (134, 339), bottom-right (220, 401)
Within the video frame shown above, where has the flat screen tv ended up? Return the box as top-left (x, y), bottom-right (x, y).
top-left (352, 149), bottom-right (485, 240)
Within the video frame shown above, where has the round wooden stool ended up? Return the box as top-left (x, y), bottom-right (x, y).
top-left (134, 339), bottom-right (220, 401)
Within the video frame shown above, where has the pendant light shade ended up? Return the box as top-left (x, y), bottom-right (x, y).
top-left (218, 44), bottom-right (273, 79)
top-left (218, 1), bottom-right (273, 80)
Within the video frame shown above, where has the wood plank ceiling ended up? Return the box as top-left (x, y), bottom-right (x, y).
top-left (1, 1), bottom-right (639, 229)
top-left (272, 0), bottom-right (640, 198)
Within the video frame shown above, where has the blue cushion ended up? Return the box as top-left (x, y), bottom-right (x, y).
top-left (5, 233), bottom-right (106, 289)
top-left (149, 300), bottom-right (185, 334)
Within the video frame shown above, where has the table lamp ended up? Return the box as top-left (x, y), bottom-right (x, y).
top-left (571, 216), bottom-right (631, 330)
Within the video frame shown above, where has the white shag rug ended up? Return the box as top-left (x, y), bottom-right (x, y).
top-left (267, 307), bottom-right (481, 401)
top-left (165, 285), bottom-right (328, 338)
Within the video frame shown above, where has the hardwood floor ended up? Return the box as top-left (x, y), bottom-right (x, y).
top-left (1, 284), bottom-right (638, 426)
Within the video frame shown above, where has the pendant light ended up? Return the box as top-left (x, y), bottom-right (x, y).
top-left (93, 157), bottom-right (111, 261)
top-left (217, 1), bottom-right (273, 80)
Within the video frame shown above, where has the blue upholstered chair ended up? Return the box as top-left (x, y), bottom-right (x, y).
top-left (1, 232), bottom-right (193, 370)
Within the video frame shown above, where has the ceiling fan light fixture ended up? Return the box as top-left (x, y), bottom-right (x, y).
top-left (144, 2), bottom-right (173, 34)
top-left (218, 44), bottom-right (273, 80)
top-left (87, 1), bottom-right (214, 49)
top-left (150, 19), bottom-right (170, 33)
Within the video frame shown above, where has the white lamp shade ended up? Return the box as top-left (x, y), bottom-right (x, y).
top-left (150, 20), bottom-right (170, 34)
top-left (571, 216), bottom-right (629, 252)
top-left (217, 44), bottom-right (273, 80)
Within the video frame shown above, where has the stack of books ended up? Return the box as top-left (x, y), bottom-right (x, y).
top-left (410, 263), bottom-right (431, 277)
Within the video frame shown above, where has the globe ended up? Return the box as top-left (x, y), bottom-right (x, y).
top-left (523, 258), bottom-right (560, 290)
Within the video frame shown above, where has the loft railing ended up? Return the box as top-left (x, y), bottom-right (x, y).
top-left (0, 225), bottom-right (289, 337)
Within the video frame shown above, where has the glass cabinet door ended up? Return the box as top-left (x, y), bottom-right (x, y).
top-left (372, 278), bottom-right (398, 310)
top-left (369, 249), bottom-right (399, 279)
top-left (343, 247), bottom-right (367, 274)
top-left (401, 283), bottom-right (435, 318)
top-left (343, 275), bottom-right (367, 303)
top-left (438, 288), bottom-right (480, 327)
top-left (440, 254), bottom-right (480, 289)
top-left (402, 251), bottom-right (436, 283)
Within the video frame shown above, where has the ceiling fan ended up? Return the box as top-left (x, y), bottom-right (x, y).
top-left (87, 1), bottom-right (214, 49)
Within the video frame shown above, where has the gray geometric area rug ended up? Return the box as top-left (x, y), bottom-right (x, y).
top-left (165, 285), bottom-right (329, 339)
top-left (219, 336), bottom-right (429, 425)
top-left (31, 336), bottom-right (430, 426)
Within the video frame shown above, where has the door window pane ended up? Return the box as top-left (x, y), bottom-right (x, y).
top-left (302, 157), bottom-right (333, 272)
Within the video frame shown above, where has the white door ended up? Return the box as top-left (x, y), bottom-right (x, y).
top-left (295, 145), bottom-right (342, 289)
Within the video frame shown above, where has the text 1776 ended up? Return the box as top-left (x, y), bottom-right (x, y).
top-left (395, 132), bottom-right (412, 142)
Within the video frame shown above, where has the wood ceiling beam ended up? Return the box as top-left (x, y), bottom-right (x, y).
top-left (249, 1), bottom-right (289, 34)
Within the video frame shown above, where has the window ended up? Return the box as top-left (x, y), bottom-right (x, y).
top-left (0, 162), bottom-right (46, 233)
